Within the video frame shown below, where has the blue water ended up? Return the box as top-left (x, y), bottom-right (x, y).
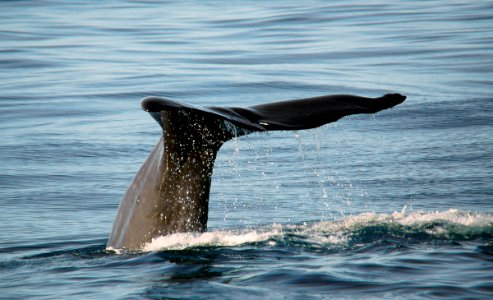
top-left (1, 0), bottom-right (492, 298)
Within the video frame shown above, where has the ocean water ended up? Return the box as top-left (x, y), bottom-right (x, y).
top-left (1, 0), bottom-right (492, 299)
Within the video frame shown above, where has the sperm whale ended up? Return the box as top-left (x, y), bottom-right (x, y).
top-left (107, 93), bottom-right (406, 250)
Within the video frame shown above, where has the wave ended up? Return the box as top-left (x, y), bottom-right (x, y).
top-left (139, 209), bottom-right (493, 252)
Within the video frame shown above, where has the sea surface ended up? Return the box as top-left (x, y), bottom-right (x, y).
top-left (1, 1), bottom-right (492, 299)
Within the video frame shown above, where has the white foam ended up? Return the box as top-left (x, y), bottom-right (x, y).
top-left (137, 209), bottom-right (492, 252)
top-left (309, 208), bottom-right (493, 238)
top-left (143, 228), bottom-right (282, 252)
top-left (106, 246), bottom-right (123, 255)
top-left (352, 209), bottom-right (491, 227)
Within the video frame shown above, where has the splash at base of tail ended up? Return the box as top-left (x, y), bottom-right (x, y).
top-left (107, 93), bottom-right (406, 250)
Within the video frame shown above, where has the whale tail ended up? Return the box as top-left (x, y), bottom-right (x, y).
top-left (142, 93), bottom-right (406, 135)
top-left (108, 93), bottom-right (406, 250)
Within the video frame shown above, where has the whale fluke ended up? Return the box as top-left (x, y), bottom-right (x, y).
top-left (107, 93), bottom-right (406, 250)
